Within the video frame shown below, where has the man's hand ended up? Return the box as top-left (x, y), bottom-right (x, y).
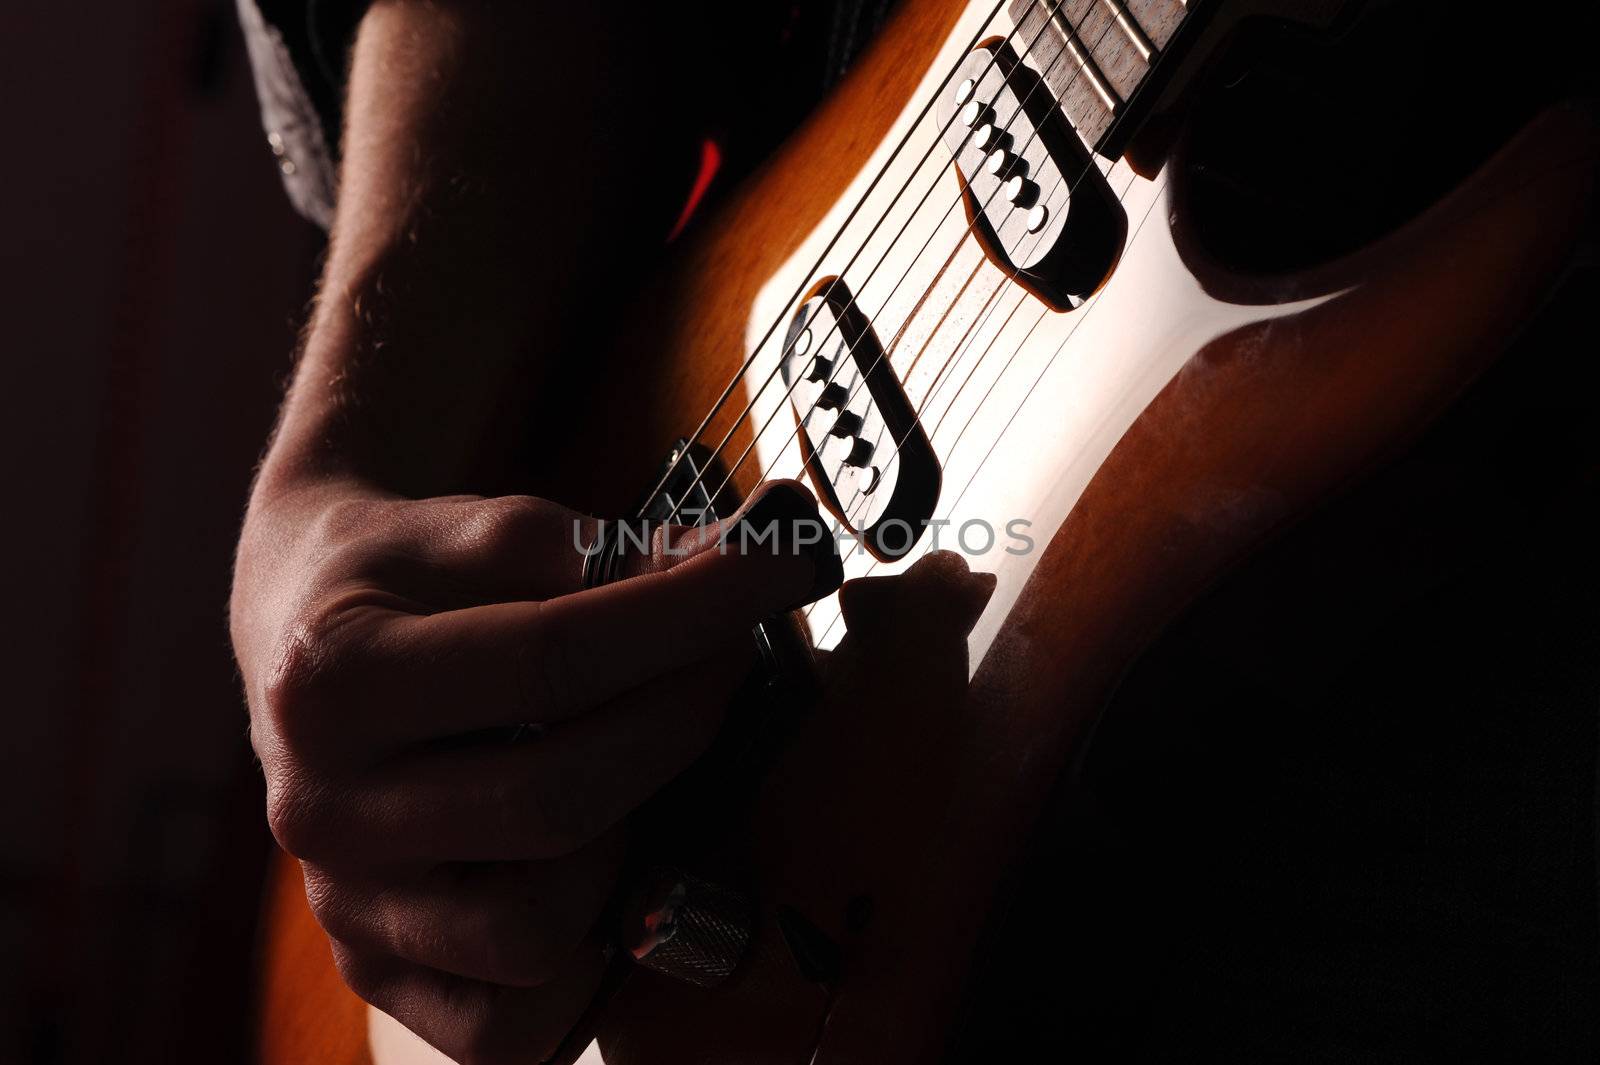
top-left (233, 481), bottom-right (815, 1062)
top-left (229, 2), bottom-right (818, 1061)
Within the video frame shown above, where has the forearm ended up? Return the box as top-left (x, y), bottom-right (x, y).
top-left (228, 13), bottom-right (830, 1057)
top-left (260, 0), bottom-right (698, 505)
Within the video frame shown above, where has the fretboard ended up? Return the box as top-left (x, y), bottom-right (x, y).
top-left (1007, 0), bottom-right (1192, 153)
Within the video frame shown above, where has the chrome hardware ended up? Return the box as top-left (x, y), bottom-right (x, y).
top-left (983, 148), bottom-right (1020, 178)
top-left (624, 867), bottom-right (752, 989)
top-left (1099, 0), bottom-right (1157, 61)
top-left (1005, 175), bottom-right (1038, 206)
top-left (830, 411), bottom-right (864, 438)
top-left (843, 437), bottom-right (876, 468)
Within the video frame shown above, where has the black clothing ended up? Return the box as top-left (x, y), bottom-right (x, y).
top-left (235, 0), bottom-right (900, 229)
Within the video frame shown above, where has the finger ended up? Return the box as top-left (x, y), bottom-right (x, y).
top-left (323, 649), bottom-right (749, 863)
top-left (332, 934), bottom-right (610, 1065)
top-left (344, 525), bottom-right (811, 751)
top-left (521, 479), bottom-right (840, 714)
top-left (400, 494), bottom-right (599, 603)
top-left (305, 830), bottom-right (625, 988)
top-left (384, 482), bottom-right (804, 607)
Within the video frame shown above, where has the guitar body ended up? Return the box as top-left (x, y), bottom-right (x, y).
top-left (255, 1), bottom-right (1598, 1062)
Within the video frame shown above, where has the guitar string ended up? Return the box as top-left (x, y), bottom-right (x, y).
top-left (827, 165), bottom-right (1138, 527)
top-left (823, 257), bottom-right (1038, 539)
top-left (795, 24), bottom-right (1144, 548)
top-left (648, 0), bottom-right (1093, 524)
top-left (801, 0), bottom-right (1162, 512)
top-left (691, 22), bottom-right (1139, 562)
top-left (634, 0), bottom-right (1019, 518)
top-left (671, 0), bottom-right (1105, 522)
top-left (810, 162), bottom-right (1135, 599)
top-left (827, 161), bottom-right (1139, 565)
top-left (803, 246), bottom-right (1000, 539)
top-left (633, 0), bottom-right (1026, 518)
top-left (655, 0), bottom-right (1080, 523)
top-left (676, 1), bottom-right (1124, 523)
top-left (808, 26), bottom-right (1145, 548)
top-left (810, 172), bottom-right (1166, 647)
top-left (836, 173), bottom-right (1150, 570)
top-left (896, 255), bottom-right (992, 401)
top-left (851, 17), bottom-right (1145, 451)
top-left (813, 283), bottom-right (1030, 577)
top-left (940, 179), bottom-right (1145, 475)
top-left (892, 163), bottom-right (1138, 471)
top-left (763, 13), bottom-right (1134, 524)
top-left (829, 268), bottom-right (1046, 545)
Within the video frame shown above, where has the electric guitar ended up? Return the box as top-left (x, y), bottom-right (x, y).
top-left (255, 1), bottom-right (1598, 1062)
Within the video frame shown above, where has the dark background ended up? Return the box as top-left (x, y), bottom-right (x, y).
top-left (1, 2), bottom-right (319, 1061)
top-left (0, 2), bottom-right (865, 1060)
top-left (2, 2), bottom-right (1596, 1063)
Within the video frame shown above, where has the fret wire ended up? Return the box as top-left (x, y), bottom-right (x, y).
top-left (1099, 0), bottom-right (1157, 61)
top-left (1049, 3), bottom-right (1122, 110)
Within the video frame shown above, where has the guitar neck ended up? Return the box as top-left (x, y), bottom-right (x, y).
top-left (1008, 0), bottom-right (1193, 153)
top-left (1009, 0), bottom-right (1352, 163)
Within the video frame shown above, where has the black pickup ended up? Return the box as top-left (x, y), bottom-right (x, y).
top-left (937, 40), bottom-right (1126, 310)
top-left (780, 278), bottom-right (941, 561)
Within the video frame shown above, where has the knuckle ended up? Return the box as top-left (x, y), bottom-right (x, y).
top-left (328, 938), bottom-right (387, 1006)
top-left (256, 617), bottom-right (339, 758)
top-left (263, 768), bottom-right (334, 858)
top-left (472, 495), bottom-right (560, 551)
top-left (314, 496), bottom-right (387, 546)
top-left (259, 627), bottom-right (319, 716)
top-left (252, 604), bottom-right (379, 859)
top-left (253, 589), bottom-right (379, 771)
top-left (300, 864), bottom-right (361, 941)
